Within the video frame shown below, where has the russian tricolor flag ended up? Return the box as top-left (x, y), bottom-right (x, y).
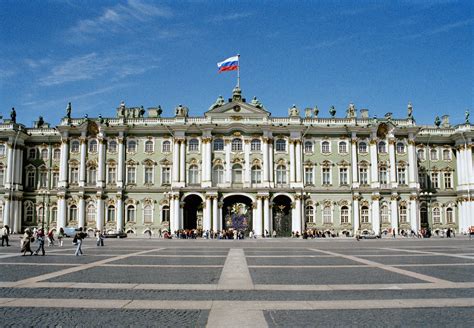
top-left (217, 55), bottom-right (239, 73)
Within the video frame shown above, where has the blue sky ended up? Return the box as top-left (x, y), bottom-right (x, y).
top-left (0, 0), bottom-right (473, 127)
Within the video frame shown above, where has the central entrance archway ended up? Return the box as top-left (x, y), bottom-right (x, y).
top-left (222, 195), bottom-right (253, 233)
top-left (272, 195), bottom-right (292, 237)
top-left (183, 194), bottom-right (203, 230)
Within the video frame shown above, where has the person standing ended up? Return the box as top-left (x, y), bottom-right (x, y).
top-left (21, 228), bottom-right (34, 256)
top-left (74, 228), bottom-right (87, 256)
top-left (1, 225), bottom-right (10, 246)
top-left (34, 228), bottom-right (46, 256)
top-left (57, 228), bottom-right (64, 247)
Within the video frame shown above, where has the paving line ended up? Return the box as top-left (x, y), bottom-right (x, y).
top-left (9, 248), bottom-right (164, 287)
top-left (1, 298), bottom-right (473, 310)
top-left (217, 248), bottom-right (253, 290)
top-left (248, 265), bottom-right (370, 268)
top-left (100, 264), bottom-right (224, 268)
top-left (382, 247), bottom-right (474, 260)
top-left (309, 248), bottom-right (454, 284)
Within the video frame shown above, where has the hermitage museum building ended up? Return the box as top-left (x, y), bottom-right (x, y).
top-left (1, 87), bottom-right (473, 237)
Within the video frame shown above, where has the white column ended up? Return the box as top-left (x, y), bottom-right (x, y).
top-left (390, 194), bottom-right (399, 232)
top-left (204, 196), bottom-right (211, 231)
top-left (14, 148), bottom-right (22, 186)
top-left (116, 196), bottom-right (123, 232)
top-left (96, 197), bottom-right (104, 231)
top-left (58, 196), bottom-right (67, 229)
top-left (293, 196), bottom-right (302, 234)
top-left (372, 195), bottom-right (380, 235)
top-left (180, 140), bottom-right (186, 183)
top-left (289, 140), bottom-right (295, 183)
top-left (263, 196), bottom-right (270, 235)
top-left (169, 196), bottom-right (175, 232)
top-left (351, 138), bottom-right (358, 185)
top-left (407, 138), bottom-right (417, 188)
top-left (172, 140), bottom-right (180, 183)
top-left (79, 137), bottom-right (87, 187)
top-left (388, 139), bottom-right (397, 187)
top-left (78, 196), bottom-right (85, 228)
top-left (175, 196), bottom-right (180, 232)
top-left (370, 139), bottom-right (378, 188)
top-left (207, 140), bottom-right (212, 182)
top-left (263, 138), bottom-right (269, 183)
top-left (268, 140), bottom-right (274, 183)
top-left (466, 145), bottom-right (474, 187)
top-left (409, 195), bottom-right (419, 233)
top-left (3, 200), bottom-right (11, 227)
top-left (179, 204), bottom-right (184, 230)
top-left (12, 201), bottom-right (19, 233)
top-left (254, 196), bottom-right (263, 236)
top-left (353, 196), bottom-right (360, 233)
top-left (97, 137), bottom-right (106, 188)
top-left (295, 140), bottom-right (302, 183)
top-left (225, 140), bottom-right (231, 183)
top-left (244, 140), bottom-right (251, 185)
top-left (202, 139), bottom-right (207, 182)
top-left (212, 197), bottom-right (219, 232)
top-left (117, 136), bottom-right (125, 188)
top-left (5, 144), bottom-right (13, 187)
top-left (59, 136), bottom-right (69, 188)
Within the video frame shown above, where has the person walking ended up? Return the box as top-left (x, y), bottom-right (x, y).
top-left (21, 228), bottom-right (34, 256)
top-left (47, 229), bottom-right (55, 247)
top-left (1, 225), bottom-right (10, 246)
top-left (33, 228), bottom-right (46, 256)
top-left (57, 227), bottom-right (64, 247)
top-left (74, 228), bottom-right (87, 256)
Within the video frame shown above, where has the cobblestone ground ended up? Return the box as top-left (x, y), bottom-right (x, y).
top-left (0, 236), bottom-right (473, 327)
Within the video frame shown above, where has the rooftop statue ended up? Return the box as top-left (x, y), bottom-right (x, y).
top-left (250, 96), bottom-right (265, 109)
top-left (346, 103), bottom-right (356, 118)
top-left (66, 102), bottom-right (72, 119)
top-left (289, 104), bottom-right (300, 117)
top-left (434, 116), bottom-right (441, 127)
top-left (305, 107), bottom-right (312, 118)
top-left (10, 107), bottom-right (16, 123)
top-left (407, 102), bottom-right (413, 119)
top-left (38, 116), bottom-right (44, 127)
top-left (329, 105), bottom-right (336, 117)
top-left (313, 105), bottom-right (319, 118)
top-left (157, 105), bottom-right (163, 117)
top-left (209, 95), bottom-right (225, 111)
top-left (466, 110), bottom-right (470, 124)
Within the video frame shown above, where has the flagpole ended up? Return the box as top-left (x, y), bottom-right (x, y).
top-left (237, 54), bottom-right (240, 88)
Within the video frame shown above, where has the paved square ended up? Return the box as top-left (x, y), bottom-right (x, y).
top-left (1, 237), bottom-right (473, 327)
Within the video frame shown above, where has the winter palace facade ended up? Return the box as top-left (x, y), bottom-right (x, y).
top-left (1, 87), bottom-right (473, 236)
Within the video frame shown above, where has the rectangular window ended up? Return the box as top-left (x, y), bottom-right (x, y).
top-left (162, 167), bottom-right (171, 185)
top-left (127, 167), bottom-right (136, 184)
top-left (144, 167), bottom-right (153, 184)
top-left (52, 172), bottom-right (59, 188)
top-left (397, 167), bottom-right (406, 185)
top-left (339, 168), bottom-right (348, 185)
top-left (39, 171), bottom-right (47, 188)
top-left (444, 172), bottom-right (452, 189)
top-left (0, 169), bottom-right (4, 186)
top-left (419, 173), bottom-right (427, 189)
top-left (431, 172), bottom-right (439, 189)
top-left (305, 167), bottom-right (313, 185)
top-left (107, 167), bottom-right (116, 184)
top-left (251, 169), bottom-right (261, 184)
top-left (87, 168), bottom-right (97, 185)
top-left (70, 167), bottom-right (79, 184)
top-left (379, 167), bottom-right (388, 185)
top-left (361, 207), bottom-right (369, 223)
top-left (322, 167), bottom-right (331, 185)
top-left (359, 167), bottom-right (368, 185)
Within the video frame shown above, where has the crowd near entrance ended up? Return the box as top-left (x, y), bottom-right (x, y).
top-left (222, 195), bottom-right (253, 234)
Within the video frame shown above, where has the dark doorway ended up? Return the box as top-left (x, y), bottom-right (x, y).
top-left (420, 207), bottom-right (429, 229)
top-left (272, 195), bottom-right (292, 237)
top-left (222, 195), bottom-right (253, 233)
top-left (183, 194), bottom-right (203, 230)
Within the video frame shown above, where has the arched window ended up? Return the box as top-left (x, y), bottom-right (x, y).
top-left (251, 139), bottom-right (261, 151)
top-left (188, 139), bottom-right (199, 151)
top-left (340, 206), bottom-right (349, 223)
top-left (359, 142), bottom-right (367, 153)
top-left (144, 140), bottom-right (154, 153)
top-left (276, 165), bottom-right (287, 184)
top-left (41, 149), bottom-right (48, 160)
top-left (396, 142), bottom-right (405, 153)
top-left (399, 205), bottom-right (407, 223)
top-left (361, 206), bottom-right (369, 223)
top-left (188, 165), bottom-right (199, 184)
top-left (323, 206), bottom-right (332, 224)
top-left (443, 149), bottom-right (451, 160)
top-left (69, 205), bottom-right (78, 222)
top-left (417, 149), bottom-right (425, 160)
top-left (162, 205), bottom-right (170, 222)
top-left (339, 141), bottom-right (347, 154)
top-left (306, 205), bottom-right (315, 223)
top-left (232, 164), bottom-right (243, 183)
top-left (231, 138), bottom-right (242, 151)
top-left (213, 138), bottom-right (224, 151)
top-left (108, 140), bottom-right (117, 153)
top-left (107, 205), bottom-right (115, 222)
top-left (89, 140), bottom-right (98, 153)
top-left (53, 148), bottom-right (61, 160)
top-left (70, 141), bottom-right (80, 153)
top-left (25, 202), bottom-right (35, 222)
top-left (251, 165), bottom-right (262, 184)
top-left (276, 139), bottom-right (286, 152)
top-left (126, 205), bottom-right (136, 222)
top-left (86, 204), bottom-right (96, 222)
top-left (0, 144), bottom-right (5, 157)
top-left (446, 207), bottom-right (454, 223)
top-left (127, 140), bottom-right (137, 153)
top-left (162, 140), bottom-right (171, 153)
top-left (380, 205), bottom-right (389, 223)
top-left (212, 165), bottom-right (224, 185)
top-left (304, 141), bottom-right (313, 153)
top-left (321, 141), bottom-right (330, 153)
top-left (143, 205), bottom-right (153, 223)
top-left (378, 141), bottom-right (387, 153)
top-left (433, 207), bottom-right (441, 224)
top-left (430, 149), bottom-right (438, 160)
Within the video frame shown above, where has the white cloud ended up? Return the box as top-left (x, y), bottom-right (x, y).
top-left (207, 12), bottom-right (254, 23)
top-left (404, 17), bottom-right (474, 39)
top-left (303, 36), bottom-right (355, 50)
